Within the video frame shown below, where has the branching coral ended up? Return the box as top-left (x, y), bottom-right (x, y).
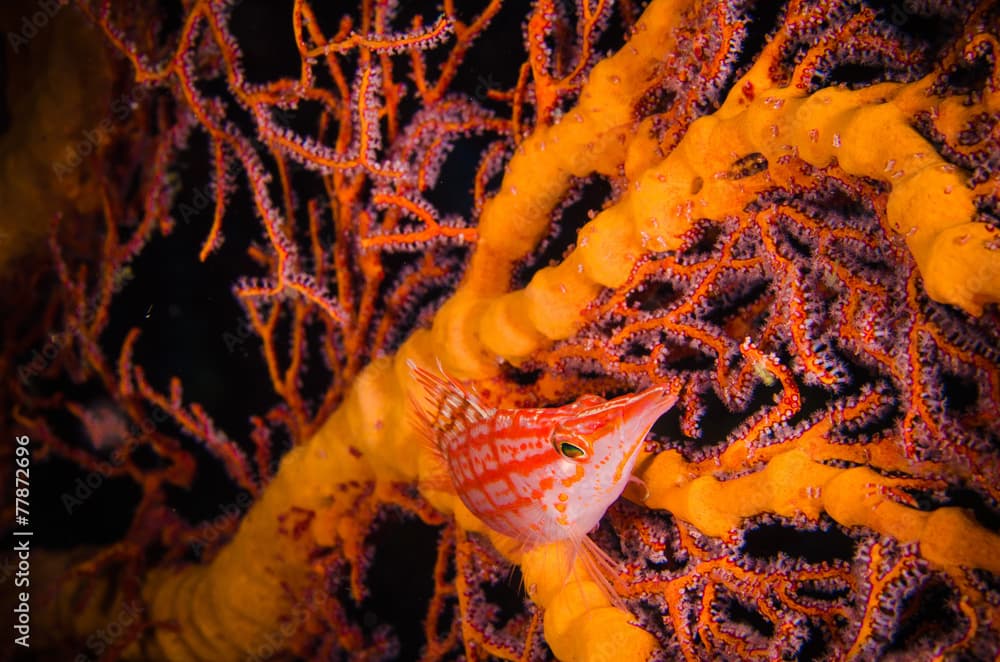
top-left (6, 0), bottom-right (1000, 660)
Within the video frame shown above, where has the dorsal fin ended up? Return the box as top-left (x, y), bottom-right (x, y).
top-left (407, 359), bottom-right (494, 451)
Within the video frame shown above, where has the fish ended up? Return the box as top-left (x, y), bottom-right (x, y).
top-left (409, 360), bottom-right (679, 602)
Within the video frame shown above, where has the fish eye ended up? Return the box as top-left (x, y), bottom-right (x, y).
top-left (551, 429), bottom-right (589, 461)
top-left (558, 441), bottom-right (587, 459)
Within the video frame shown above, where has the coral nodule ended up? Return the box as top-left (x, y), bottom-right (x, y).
top-left (6, 0), bottom-right (1000, 660)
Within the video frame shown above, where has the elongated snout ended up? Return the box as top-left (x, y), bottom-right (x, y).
top-left (614, 384), bottom-right (678, 446)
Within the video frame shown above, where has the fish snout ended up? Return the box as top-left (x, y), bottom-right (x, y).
top-left (616, 383), bottom-right (679, 444)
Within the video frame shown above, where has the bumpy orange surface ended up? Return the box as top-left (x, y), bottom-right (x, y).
top-left (15, 0), bottom-right (1000, 660)
top-left (137, 1), bottom-right (1000, 659)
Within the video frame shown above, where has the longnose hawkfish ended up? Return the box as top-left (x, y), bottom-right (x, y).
top-left (409, 360), bottom-right (679, 604)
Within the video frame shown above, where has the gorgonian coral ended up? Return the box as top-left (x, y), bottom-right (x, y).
top-left (4, 0), bottom-right (1000, 660)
